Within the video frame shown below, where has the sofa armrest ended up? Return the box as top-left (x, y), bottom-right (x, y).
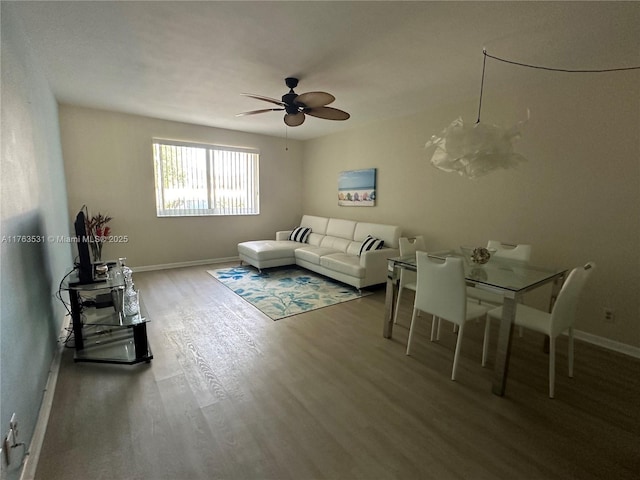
top-left (360, 247), bottom-right (400, 279)
top-left (276, 230), bottom-right (292, 241)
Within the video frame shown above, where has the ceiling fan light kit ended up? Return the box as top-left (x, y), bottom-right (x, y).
top-left (237, 77), bottom-right (350, 127)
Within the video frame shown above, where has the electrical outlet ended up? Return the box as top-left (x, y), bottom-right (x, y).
top-left (604, 307), bottom-right (615, 323)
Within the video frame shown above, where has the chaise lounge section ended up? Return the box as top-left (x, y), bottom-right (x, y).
top-left (238, 215), bottom-right (401, 289)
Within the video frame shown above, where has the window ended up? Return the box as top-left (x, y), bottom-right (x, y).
top-left (152, 139), bottom-right (259, 217)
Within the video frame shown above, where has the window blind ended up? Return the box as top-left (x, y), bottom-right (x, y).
top-left (153, 140), bottom-right (259, 217)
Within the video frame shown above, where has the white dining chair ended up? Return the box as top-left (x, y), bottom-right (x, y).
top-left (406, 252), bottom-right (492, 381)
top-left (488, 262), bottom-right (595, 398)
top-left (393, 236), bottom-right (426, 324)
top-left (487, 240), bottom-right (532, 261)
top-left (467, 240), bottom-right (532, 306)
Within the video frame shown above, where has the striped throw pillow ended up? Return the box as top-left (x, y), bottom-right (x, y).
top-left (359, 235), bottom-right (384, 256)
top-left (289, 226), bottom-right (311, 243)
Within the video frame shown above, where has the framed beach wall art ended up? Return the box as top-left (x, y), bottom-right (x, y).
top-left (338, 168), bottom-right (376, 207)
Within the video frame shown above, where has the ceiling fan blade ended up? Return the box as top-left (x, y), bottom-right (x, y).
top-left (294, 91), bottom-right (335, 108)
top-left (241, 93), bottom-right (285, 106)
top-left (236, 108), bottom-right (284, 117)
top-left (304, 106), bottom-right (350, 121)
top-left (284, 112), bottom-right (305, 127)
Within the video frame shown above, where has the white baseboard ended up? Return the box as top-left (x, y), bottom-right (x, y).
top-left (132, 256), bottom-right (240, 273)
top-left (574, 329), bottom-right (640, 359)
top-left (20, 317), bottom-right (69, 480)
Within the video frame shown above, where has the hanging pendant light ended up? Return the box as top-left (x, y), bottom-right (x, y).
top-left (426, 49), bottom-right (528, 179)
top-left (426, 114), bottom-right (529, 180)
top-left (426, 49), bottom-right (639, 179)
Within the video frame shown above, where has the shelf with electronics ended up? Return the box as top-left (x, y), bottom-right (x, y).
top-left (62, 206), bottom-right (152, 365)
top-left (63, 262), bottom-right (152, 365)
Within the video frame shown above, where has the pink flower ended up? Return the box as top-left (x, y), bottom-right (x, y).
top-left (86, 211), bottom-right (113, 261)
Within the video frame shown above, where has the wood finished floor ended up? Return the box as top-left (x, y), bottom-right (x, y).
top-left (35, 264), bottom-right (640, 480)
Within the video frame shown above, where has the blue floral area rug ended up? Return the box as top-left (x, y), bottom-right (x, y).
top-left (207, 266), bottom-right (372, 320)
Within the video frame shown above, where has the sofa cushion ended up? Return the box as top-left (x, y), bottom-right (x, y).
top-left (307, 232), bottom-right (324, 246)
top-left (359, 235), bottom-right (384, 256)
top-left (289, 226), bottom-right (311, 243)
top-left (238, 240), bottom-right (298, 261)
top-left (320, 235), bottom-right (352, 253)
top-left (295, 245), bottom-right (341, 265)
top-left (346, 241), bottom-right (363, 257)
top-left (320, 253), bottom-right (365, 278)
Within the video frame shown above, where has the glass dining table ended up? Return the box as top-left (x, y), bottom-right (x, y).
top-left (383, 250), bottom-right (568, 396)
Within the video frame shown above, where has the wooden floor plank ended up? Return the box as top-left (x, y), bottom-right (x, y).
top-left (35, 263), bottom-right (640, 479)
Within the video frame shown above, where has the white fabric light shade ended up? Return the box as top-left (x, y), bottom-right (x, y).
top-left (425, 115), bottom-right (528, 179)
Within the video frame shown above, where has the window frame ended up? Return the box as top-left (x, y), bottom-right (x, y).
top-left (152, 139), bottom-right (260, 217)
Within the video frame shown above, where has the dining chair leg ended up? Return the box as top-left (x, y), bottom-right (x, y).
top-left (482, 315), bottom-right (490, 367)
top-left (451, 323), bottom-right (465, 381)
top-left (406, 308), bottom-right (419, 355)
top-left (436, 317), bottom-right (442, 340)
top-left (549, 336), bottom-right (556, 399)
top-left (568, 327), bottom-right (574, 378)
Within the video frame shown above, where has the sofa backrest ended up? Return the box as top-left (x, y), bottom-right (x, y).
top-left (300, 215), bottom-right (329, 246)
top-left (300, 215), bottom-right (329, 235)
top-left (326, 218), bottom-right (357, 239)
top-left (317, 218), bottom-right (355, 252)
top-left (320, 235), bottom-right (352, 252)
top-left (354, 222), bottom-right (401, 249)
top-left (297, 215), bottom-right (401, 251)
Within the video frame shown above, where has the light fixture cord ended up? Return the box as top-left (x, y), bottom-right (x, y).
top-left (476, 48), bottom-right (488, 124)
top-left (484, 51), bottom-right (640, 73)
top-left (475, 49), bottom-right (639, 124)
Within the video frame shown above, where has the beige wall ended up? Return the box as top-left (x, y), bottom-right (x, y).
top-left (59, 106), bottom-right (304, 268)
top-left (59, 67), bottom-right (639, 348)
top-left (302, 69), bottom-right (640, 348)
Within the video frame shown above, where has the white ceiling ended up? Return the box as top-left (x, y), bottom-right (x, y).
top-left (8, 1), bottom-right (639, 140)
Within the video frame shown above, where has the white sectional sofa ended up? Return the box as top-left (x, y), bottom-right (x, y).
top-left (237, 215), bottom-right (401, 289)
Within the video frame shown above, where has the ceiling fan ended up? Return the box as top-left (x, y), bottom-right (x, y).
top-left (236, 77), bottom-right (350, 127)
